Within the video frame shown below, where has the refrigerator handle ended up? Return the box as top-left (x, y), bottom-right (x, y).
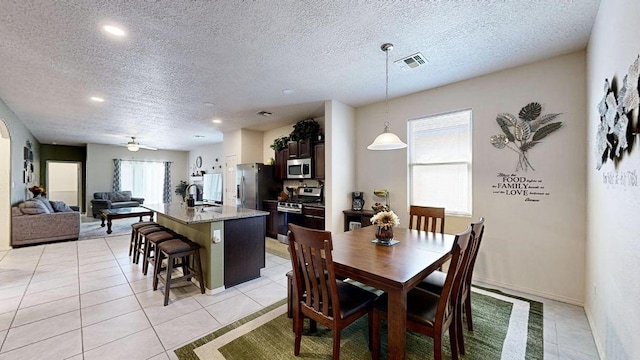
top-left (241, 176), bottom-right (245, 204)
top-left (236, 184), bottom-right (240, 199)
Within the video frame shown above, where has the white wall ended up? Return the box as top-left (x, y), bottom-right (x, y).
top-left (585, 0), bottom-right (640, 357)
top-left (326, 100), bottom-right (356, 234)
top-left (355, 52), bottom-right (587, 304)
top-left (0, 125), bottom-right (10, 250)
top-left (85, 143), bottom-right (189, 211)
top-left (188, 143), bottom-right (224, 176)
top-left (47, 162), bottom-right (79, 206)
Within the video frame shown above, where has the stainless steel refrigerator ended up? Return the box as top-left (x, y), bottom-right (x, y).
top-left (236, 163), bottom-right (279, 210)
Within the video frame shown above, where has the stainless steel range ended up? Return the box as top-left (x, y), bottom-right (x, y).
top-left (276, 187), bottom-right (322, 243)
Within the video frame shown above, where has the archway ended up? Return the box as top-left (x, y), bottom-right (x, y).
top-left (0, 119), bottom-right (10, 249)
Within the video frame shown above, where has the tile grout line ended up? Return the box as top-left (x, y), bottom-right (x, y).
top-left (0, 246), bottom-right (45, 352)
top-left (76, 239), bottom-right (86, 360)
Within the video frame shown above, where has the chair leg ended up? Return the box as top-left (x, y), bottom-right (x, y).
top-left (134, 233), bottom-right (143, 264)
top-left (332, 329), bottom-right (341, 360)
top-left (142, 240), bottom-right (153, 275)
top-left (456, 302), bottom-right (466, 355)
top-left (129, 229), bottom-right (136, 256)
top-left (367, 310), bottom-right (373, 351)
top-left (294, 309), bottom-right (303, 356)
top-left (193, 249), bottom-right (206, 294)
top-left (434, 333), bottom-right (443, 360)
top-left (153, 250), bottom-right (163, 290)
top-left (465, 292), bottom-right (474, 331)
top-left (310, 319), bottom-right (317, 333)
top-left (371, 309), bottom-right (381, 360)
top-left (163, 255), bottom-right (174, 306)
top-left (449, 325), bottom-right (459, 360)
top-left (287, 275), bottom-right (293, 318)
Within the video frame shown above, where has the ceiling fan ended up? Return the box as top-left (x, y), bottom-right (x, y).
top-left (123, 137), bottom-right (157, 152)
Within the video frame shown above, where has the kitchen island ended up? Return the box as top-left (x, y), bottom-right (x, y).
top-left (143, 203), bottom-right (269, 293)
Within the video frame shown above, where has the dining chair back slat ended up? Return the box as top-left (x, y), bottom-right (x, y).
top-left (409, 206), bottom-right (445, 233)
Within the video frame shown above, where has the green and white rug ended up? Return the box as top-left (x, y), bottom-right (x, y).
top-left (174, 286), bottom-right (543, 360)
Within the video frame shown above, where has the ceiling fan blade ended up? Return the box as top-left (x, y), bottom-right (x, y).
top-left (137, 144), bottom-right (158, 150)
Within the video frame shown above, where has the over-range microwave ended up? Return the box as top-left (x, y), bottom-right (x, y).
top-left (287, 158), bottom-right (312, 179)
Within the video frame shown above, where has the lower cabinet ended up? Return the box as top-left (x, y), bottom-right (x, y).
top-left (224, 216), bottom-right (266, 287)
top-left (303, 205), bottom-right (325, 230)
top-left (264, 201), bottom-right (278, 239)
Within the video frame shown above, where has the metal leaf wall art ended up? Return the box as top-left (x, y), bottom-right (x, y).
top-left (490, 102), bottom-right (562, 171)
top-left (596, 55), bottom-right (640, 170)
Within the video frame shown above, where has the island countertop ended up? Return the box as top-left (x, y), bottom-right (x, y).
top-left (143, 203), bottom-right (268, 225)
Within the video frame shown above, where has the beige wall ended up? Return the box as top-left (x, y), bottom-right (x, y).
top-left (355, 51), bottom-right (587, 304)
top-left (188, 143), bottom-right (224, 176)
top-left (262, 124), bottom-right (295, 164)
top-left (85, 143), bottom-right (189, 211)
top-left (585, 0), bottom-right (640, 357)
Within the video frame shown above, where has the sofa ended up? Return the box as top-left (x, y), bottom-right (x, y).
top-left (91, 191), bottom-right (145, 218)
top-left (12, 200), bottom-right (80, 246)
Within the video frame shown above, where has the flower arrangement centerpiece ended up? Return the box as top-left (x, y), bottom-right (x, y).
top-left (28, 185), bottom-right (45, 197)
top-left (175, 180), bottom-right (188, 202)
top-left (370, 210), bottom-right (399, 243)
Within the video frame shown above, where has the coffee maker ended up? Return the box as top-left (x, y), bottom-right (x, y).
top-left (352, 192), bottom-right (365, 211)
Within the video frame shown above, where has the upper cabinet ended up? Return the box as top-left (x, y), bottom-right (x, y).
top-left (275, 148), bottom-right (289, 180)
top-left (288, 138), bottom-right (312, 159)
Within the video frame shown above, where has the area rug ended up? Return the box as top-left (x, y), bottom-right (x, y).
top-left (174, 287), bottom-right (543, 360)
top-left (79, 216), bottom-right (138, 240)
top-left (265, 238), bottom-right (290, 259)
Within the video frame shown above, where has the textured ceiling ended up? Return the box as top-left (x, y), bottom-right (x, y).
top-left (0, 0), bottom-right (600, 151)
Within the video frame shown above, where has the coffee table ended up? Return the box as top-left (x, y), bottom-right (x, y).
top-left (100, 207), bottom-right (154, 234)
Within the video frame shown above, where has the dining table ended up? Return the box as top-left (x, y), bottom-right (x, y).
top-left (331, 225), bottom-right (455, 360)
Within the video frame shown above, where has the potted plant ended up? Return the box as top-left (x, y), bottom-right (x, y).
top-left (175, 180), bottom-right (188, 202)
top-left (270, 136), bottom-right (290, 152)
top-left (290, 119), bottom-right (320, 141)
top-left (370, 210), bottom-right (400, 243)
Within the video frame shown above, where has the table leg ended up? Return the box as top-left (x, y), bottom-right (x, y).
top-left (139, 215), bottom-right (143, 222)
top-left (106, 218), bottom-right (113, 234)
top-left (386, 289), bottom-right (407, 360)
top-left (100, 216), bottom-right (105, 227)
top-left (149, 213), bottom-right (154, 221)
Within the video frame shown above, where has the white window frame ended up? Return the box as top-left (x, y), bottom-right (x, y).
top-left (408, 108), bottom-right (472, 217)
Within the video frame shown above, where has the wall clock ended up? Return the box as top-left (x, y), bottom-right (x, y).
top-left (196, 156), bottom-right (202, 169)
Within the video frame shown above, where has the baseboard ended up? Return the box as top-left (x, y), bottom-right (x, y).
top-left (191, 278), bottom-right (225, 296)
top-left (474, 277), bottom-right (584, 306)
top-left (584, 304), bottom-right (606, 359)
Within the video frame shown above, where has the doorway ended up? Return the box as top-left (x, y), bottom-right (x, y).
top-left (0, 119), bottom-right (10, 250)
top-left (46, 161), bottom-right (82, 208)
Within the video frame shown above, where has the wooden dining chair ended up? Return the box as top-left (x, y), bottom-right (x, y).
top-left (371, 225), bottom-right (473, 360)
top-left (417, 217), bottom-right (485, 355)
top-left (288, 224), bottom-right (378, 359)
top-left (409, 206), bottom-right (445, 233)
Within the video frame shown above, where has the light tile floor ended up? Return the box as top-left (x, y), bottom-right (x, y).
top-left (0, 235), bottom-right (599, 359)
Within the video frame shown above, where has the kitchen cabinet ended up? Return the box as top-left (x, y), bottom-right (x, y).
top-left (314, 143), bottom-right (325, 179)
top-left (287, 138), bottom-right (312, 159)
top-left (275, 149), bottom-right (289, 180)
top-left (343, 209), bottom-right (375, 232)
top-left (303, 205), bottom-right (325, 230)
top-left (264, 200), bottom-right (279, 239)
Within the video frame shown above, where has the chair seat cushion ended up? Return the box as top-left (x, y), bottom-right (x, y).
top-left (159, 239), bottom-right (199, 254)
top-left (374, 288), bottom-right (440, 328)
top-left (417, 270), bottom-right (446, 294)
top-left (145, 231), bottom-right (176, 243)
top-left (336, 281), bottom-right (378, 319)
top-left (138, 226), bottom-right (164, 235)
top-left (132, 221), bottom-right (157, 230)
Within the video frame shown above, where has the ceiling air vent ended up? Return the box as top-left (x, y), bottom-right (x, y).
top-left (394, 52), bottom-right (428, 69)
top-left (257, 111), bottom-right (272, 117)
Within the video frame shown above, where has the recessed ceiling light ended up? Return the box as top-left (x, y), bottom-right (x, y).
top-left (102, 24), bottom-right (126, 37)
top-left (282, 89), bottom-right (294, 95)
top-left (90, 96), bottom-right (105, 102)
top-left (212, 119), bottom-right (222, 124)
top-left (204, 102), bottom-right (215, 107)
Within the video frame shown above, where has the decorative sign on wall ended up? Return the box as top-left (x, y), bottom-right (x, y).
top-left (596, 55), bottom-right (639, 170)
top-left (491, 172), bottom-right (550, 202)
top-left (23, 140), bottom-right (33, 184)
top-left (490, 102), bottom-right (563, 172)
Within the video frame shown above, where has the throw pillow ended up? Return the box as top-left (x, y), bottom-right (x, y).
top-left (18, 200), bottom-right (50, 215)
top-left (34, 195), bottom-right (55, 213)
top-left (50, 201), bottom-right (74, 213)
top-left (113, 191), bottom-right (132, 202)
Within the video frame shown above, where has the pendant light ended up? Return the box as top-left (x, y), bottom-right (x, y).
top-left (367, 43), bottom-right (407, 151)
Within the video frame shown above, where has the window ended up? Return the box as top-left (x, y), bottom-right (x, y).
top-left (409, 109), bottom-right (472, 216)
top-left (119, 160), bottom-right (165, 204)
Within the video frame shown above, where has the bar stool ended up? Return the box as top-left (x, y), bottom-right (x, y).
top-left (153, 239), bottom-right (206, 306)
top-left (130, 221), bottom-right (157, 256)
top-left (134, 225), bottom-right (165, 264)
top-left (142, 230), bottom-right (178, 275)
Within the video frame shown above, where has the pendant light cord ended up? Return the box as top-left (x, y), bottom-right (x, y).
top-left (384, 45), bottom-right (389, 131)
